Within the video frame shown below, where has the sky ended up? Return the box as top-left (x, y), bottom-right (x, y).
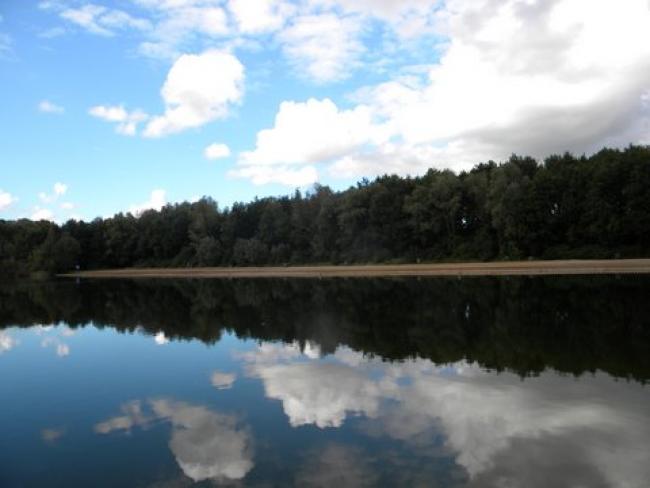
top-left (0, 0), bottom-right (649, 222)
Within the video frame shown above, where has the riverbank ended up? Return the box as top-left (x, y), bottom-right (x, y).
top-left (60, 259), bottom-right (650, 278)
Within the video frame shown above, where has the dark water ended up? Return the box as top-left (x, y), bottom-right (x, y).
top-left (1, 277), bottom-right (649, 487)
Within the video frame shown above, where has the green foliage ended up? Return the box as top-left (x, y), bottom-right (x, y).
top-left (1, 145), bottom-right (649, 274)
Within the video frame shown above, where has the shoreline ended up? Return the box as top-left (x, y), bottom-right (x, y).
top-left (59, 258), bottom-right (650, 279)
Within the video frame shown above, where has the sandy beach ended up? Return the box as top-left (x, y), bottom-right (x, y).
top-left (60, 259), bottom-right (650, 279)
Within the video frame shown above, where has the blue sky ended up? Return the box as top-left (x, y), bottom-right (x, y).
top-left (1, 0), bottom-right (649, 222)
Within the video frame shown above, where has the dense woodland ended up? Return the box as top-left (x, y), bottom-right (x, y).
top-left (2, 277), bottom-right (649, 381)
top-left (1, 146), bottom-right (650, 276)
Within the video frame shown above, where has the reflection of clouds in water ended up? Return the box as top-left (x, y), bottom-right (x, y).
top-left (34, 325), bottom-right (54, 334)
top-left (35, 324), bottom-right (73, 357)
top-left (34, 324), bottom-right (75, 336)
top-left (235, 340), bottom-right (324, 367)
top-left (236, 341), bottom-right (303, 365)
top-left (302, 341), bottom-right (321, 359)
top-left (242, 344), bottom-right (397, 428)
top-left (295, 443), bottom-right (378, 488)
top-left (152, 400), bottom-right (253, 482)
top-left (211, 371), bottom-right (236, 390)
top-left (40, 337), bottom-right (70, 357)
top-left (154, 332), bottom-right (169, 345)
top-left (389, 369), bottom-right (650, 488)
top-left (95, 399), bottom-right (253, 483)
top-left (0, 330), bottom-right (18, 354)
top-left (241, 342), bottom-right (650, 487)
top-left (60, 326), bottom-right (76, 337)
top-left (257, 362), bottom-right (385, 428)
top-left (466, 431), bottom-right (612, 488)
top-left (95, 400), bottom-right (150, 434)
top-left (41, 427), bottom-right (66, 443)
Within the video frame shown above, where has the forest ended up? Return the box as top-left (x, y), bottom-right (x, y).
top-left (1, 145), bottom-right (649, 276)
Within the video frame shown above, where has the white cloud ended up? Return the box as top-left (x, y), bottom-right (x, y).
top-left (89, 105), bottom-right (130, 122)
top-left (149, 5), bottom-right (228, 37)
top-left (34, 0), bottom-right (650, 184)
top-left (89, 105), bottom-right (148, 136)
top-left (232, 0), bottom-right (650, 183)
top-left (38, 1), bottom-right (64, 10)
top-left (228, 0), bottom-right (293, 34)
top-left (320, 0), bottom-right (440, 38)
top-left (137, 5), bottom-right (229, 60)
top-left (54, 182), bottom-right (67, 196)
top-left (60, 202), bottom-right (75, 210)
top-left (353, 0), bottom-right (650, 172)
top-left (279, 13), bottom-right (364, 83)
top-left (47, 0), bottom-right (231, 58)
top-left (329, 141), bottom-right (474, 178)
top-left (129, 189), bottom-right (167, 216)
top-left (232, 98), bottom-right (376, 186)
top-left (240, 98), bottom-right (375, 166)
top-left (96, 399), bottom-right (254, 482)
top-left (61, 4), bottom-right (111, 35)
top-left (31, 207), bottom-right (55, 221)
top-left (230, 164), bottom-right (319, 186)
top-left (38, 100), bottom-right (64, 114)
top-left (211, 371), bottom-right (236, 389)
top-left (204, 143), bottom-right (231, 160)
top-left (129, 0), bottom-right (233, 58)
top-left (99, 9), bottom-right (152, 31)
top-left (134, 0), bottom-right (221, 8)
top-left (321, 0), bottom-right (437, 19)
top-left (38, 183), bottom-right (68, 206)
top-left (60, 4), bottom-right (151, 37)
top-left (0, 190), bottom-right (16, 211)
top-left (143, 50), bottom-right (244, 137)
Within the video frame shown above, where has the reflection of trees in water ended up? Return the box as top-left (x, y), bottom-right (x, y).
top-left (1, 276), bottom-right (649, 380)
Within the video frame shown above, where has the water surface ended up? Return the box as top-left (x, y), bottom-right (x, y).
top-left (1, 277), bottom-right (649, 487)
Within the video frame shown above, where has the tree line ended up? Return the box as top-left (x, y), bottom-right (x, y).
top-left (1, 145), bottom-right (649, 275)
top-left (2, 276), bottom-right (649, 381)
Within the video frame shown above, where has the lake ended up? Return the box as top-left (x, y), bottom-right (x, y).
top-left (1, 277), bottom-right (649, 487)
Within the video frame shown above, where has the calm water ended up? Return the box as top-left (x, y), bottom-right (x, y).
top-left (1, 277), bottom-right (649, 487)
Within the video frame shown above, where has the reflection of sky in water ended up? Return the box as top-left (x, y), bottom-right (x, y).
top-left (1, 323), bottom-right (649, 487)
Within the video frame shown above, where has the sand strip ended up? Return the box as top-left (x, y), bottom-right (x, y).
top-left (60, 259), bottom-right (650, 279)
